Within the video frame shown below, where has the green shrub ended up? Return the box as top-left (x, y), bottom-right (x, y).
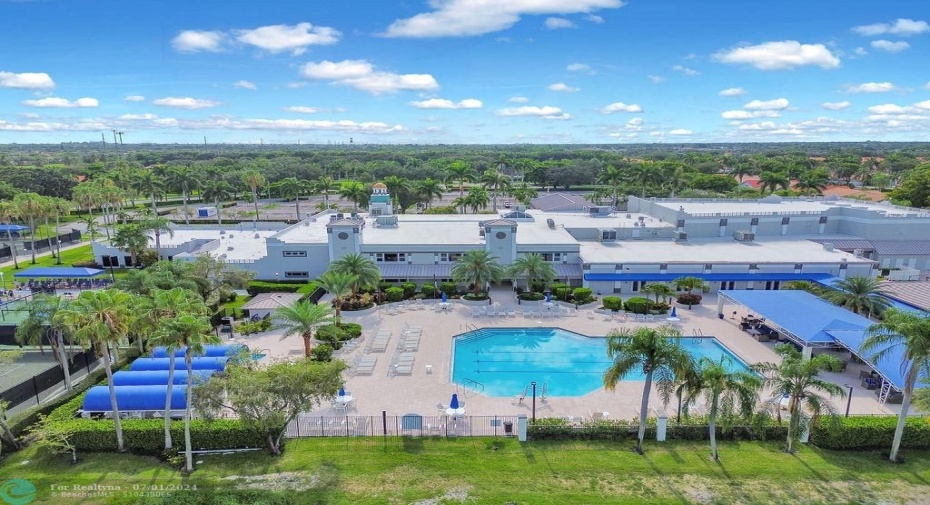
top-left (423, 205), bottom-right (458, 214)
top-left (518, 292), bottom-right (545, 301)
top-left (420, 283), bottom-right (437, 298)
top-left (378, 281), bottom-right (392, 292)
top-left (384, 287), bottom-right (404, 302)
top-left (602, 296), bottom-right (623, 311)
top-left (623, 296), bottom-right (654, 314)
top-left (310, 344), bottom-right (334, 362)
top-left (342, 323), bottom-right (362, 338)
top-left (652, 302), bottom-right (671, 314)
top-left (246, 281), bottom-right (306, 296)
top-left (462, 292), bottom-right (490, 301)
top-left (440, 282), bottom-right (457, 296)
top-left (810, 416), bottom-right (930, 450)
top-left (550, 283), bottom-right (570, 301)
top-left (572, 288), bottom-right (594, 305)
top-left (676, 293), bottom-right (703, 307)
top-left (260, 314), bottom-right (272, 331)
top-left (315, 324), bottom-right (350, 345)
top-left (530, 281), bottom-right (547, 293)
top-left (399, 282), bottom-right (417, 298)
top-left (342, 293), bottom-right (373, 311)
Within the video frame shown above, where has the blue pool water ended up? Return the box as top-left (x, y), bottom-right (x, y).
top-left (452, 328), bottom-right (751, 397)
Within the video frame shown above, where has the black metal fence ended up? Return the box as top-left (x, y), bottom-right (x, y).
top-left (286, 414), bottom-right (520, 439)
top-left (0, 350), bottom-right (100, 409)
top-left (22, 229), bottom-right (82, 253)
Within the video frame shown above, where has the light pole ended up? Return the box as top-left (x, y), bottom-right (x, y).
top-left (531, 381), bottom-right (537, 423)
top-left (844, 384), bottom-right (854, 417)
top-left (275, 272), bottom-right (279, 283)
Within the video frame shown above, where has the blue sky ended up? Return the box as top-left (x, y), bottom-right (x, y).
top-left (0, 0), bottom-right (928, 144)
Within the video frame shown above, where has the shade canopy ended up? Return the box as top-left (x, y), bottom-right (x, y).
top-left (130, 357), bottom-right (229, 372)
top-left (450, 393), bottom-right (460, 409)
top-left (112, 370), bottom-right (215, 386)
top-left (0, 224), bottom-right (28, 232)
top-left (81, 385), bottom-right (186, 412)
top-left (151, 344), bottom-right (247, 358)
top-left (13, 267), bottom-right (105, 278)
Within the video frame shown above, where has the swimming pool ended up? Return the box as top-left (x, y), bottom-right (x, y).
top-left (451, 327), bottom-right (752, 397)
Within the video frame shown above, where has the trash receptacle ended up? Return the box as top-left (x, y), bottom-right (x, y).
top-left (718, 313), bottom-right (724, 319)
top-left (503, 421), bottom-right (514, 436)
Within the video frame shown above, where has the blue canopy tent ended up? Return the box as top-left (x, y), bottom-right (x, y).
top-left (130, 357), bottom-right (230, 372)
top-left (112, 370), bottom-right (216, 386)
top-left (718, 289), bottom-right (927, 396)
top-left (0, 224), bottom-right (29, 237)
top-left (13, 267), bottom-right (105, 278)
top-left (81, 385), bottom-right (186, 412)
top-left (151, 344), bottom-right (248, 358)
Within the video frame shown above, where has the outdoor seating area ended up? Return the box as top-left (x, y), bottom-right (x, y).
top-left (470, 305), bottom-right (578, 318)
top-left (739, 315), bottom-right (779, 342)
top-left (350, 356), bottom-right (377, 376)
top-left (366, 330), bottom-right (393, 353)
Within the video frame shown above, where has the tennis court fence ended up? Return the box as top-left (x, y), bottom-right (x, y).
top-left (0, 350), bottom-right (101, 409)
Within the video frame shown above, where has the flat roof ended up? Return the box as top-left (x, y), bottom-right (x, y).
top-left (539, 211), bottom-right (674, 230)
top-left (269, 221), bottom-right (331, 244)
top-left (579, 236), bottom-right (873, 264)
top-left (157, 229), bottom-right (277, 261)
top-left (655, 198), bottom-right (930, 217)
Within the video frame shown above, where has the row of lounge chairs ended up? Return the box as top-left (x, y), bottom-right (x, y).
top-left (470, 306), bottom-right (579, 318)
top-left (350, 356), bottom-right (377, 376)
top-left (389, 352), bottom-right (416, 376)
top-left (366, 330), bottom-right (393, 353)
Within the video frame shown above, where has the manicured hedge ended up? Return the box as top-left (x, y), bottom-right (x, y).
top-left (602, 296), bottom-right (623, 311)
top-left (246, 281), bottom-right (318, 296)
top-left (528, 420), bottom-right (787, 442)
top-left (810, 416), bottom-right (930, 450)
top-left (54, 418), bottom-right (268, 454)
top-left (623, 296), bottom-right (653, 314)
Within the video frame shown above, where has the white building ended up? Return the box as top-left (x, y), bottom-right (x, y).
top-left (93, 188), bottom-right (930, 295)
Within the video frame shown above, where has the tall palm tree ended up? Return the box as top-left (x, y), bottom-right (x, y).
top-left (15, 295), bottom-right (73, 391)
top-left (111, 224), bottom-right (149, 267)
top-left (132, 167), bottom-right (165, 218)
top-left (339, 181), bottom-right (369, 213)
top-left (452, 250), bottom-right (504, 295)
top-left (0, 201), bottom-right (20, 269)
top-left (168, 164), bottom-right (201, 225)
top-left (200, 180), bottom-right (233, 226)
top-left (382, 176), bottom-right (412, 209)
top-left (758, 171), bottom-right (790, 194)
top-left (597, 165), bottom-right (626, 207)
top-left (642, 283), bottom-right (675, 304)
top-left (753, 344), bottom-right (844, 453)
top-left (316, 270), bottom-right (357, 325)
top-left (274, 177), bottom-right (304, 220)
top-left (274, 300), bottom-right (335, 357)
top-left (481, 169), bottom-right (512, 212)
top-left (681, 357), bottom-right (761, 460)
top-left (626, 162), bottom-right (662, 199)
top-left (860, 309), bottom-right (930, 462)
top-left (312, 176), bottom-right (340, 209)
top-left (795, 169), bottom-right (829, 195)
top-left (510, 182), bottom-right (538, 206)
top-left (507, 253), bottom-right (556, 292)
top-left (329, 253), bottom-right (381, 296)
top-left (139, 214), bottom-right (174, 261)
top-left (462, 187), bottom-right (490, 213)
top-left (444, 161), bottom-right (476, 199)
top-left (55, 289), bottom-right (137, 452)
top-left (827, 276), bottom-right (890, 317)
top-left (50, 198), bottom-right (71, 264)
top-left (13, 192), bottom-right (45, 264)
top-left (413, 178), bottom-right (444, 209)
top-left (241, 170), bottom-right (266, 225)
top-left (603, 324), bottom-right (692, 454)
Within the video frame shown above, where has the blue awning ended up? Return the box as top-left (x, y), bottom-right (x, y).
top-left (13, 267), bottom-right (106, 278)
top-left (0, 225), bottom-right (28, 232)
top-left (584, 272), bottom-right (836, 283)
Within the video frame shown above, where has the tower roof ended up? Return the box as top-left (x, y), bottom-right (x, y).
top-left (372, 182), bottom-right (387, 190)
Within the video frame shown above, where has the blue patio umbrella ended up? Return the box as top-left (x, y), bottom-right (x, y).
top-left (545, 292), bottom-right (551, 303)
top-left (441, 292), bottom-right (448, 303)
top-left (670, 306), bottom-right (677, 318)
top-left (450, 393), bottom-right (460, 409)
top-left (338, 386), bottom-right (346, 397)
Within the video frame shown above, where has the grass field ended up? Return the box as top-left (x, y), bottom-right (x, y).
top-left (0, 245), bottom-right (96, 289)
top-left (1, 438), bottom-right (929, 504)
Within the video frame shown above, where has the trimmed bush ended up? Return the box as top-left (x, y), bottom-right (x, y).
top-left (246, 281), bottom-right (303, 296)
top-left (420, 283), bottom-right (437, 298)
top-left (652, 302), bottom-right (671, 314)
top-left (400, 282), bottom-right (417, 298)
top-left (52, 418), bottom-right (268, 454)
top-left (518, 292), bottom-right (545, 301)
top-left (462, 292), bottom-right (490, 301)
top-left (572, 288), bottom-right (594, 305)
top-left (384, 287), bottom-right (404, 302)
top-left (602, 296), bottom-right (623, 311)
top-left (310, 344), bottom-right (334, 362)
top-left (677, 293), bottom-right (703, 307)
top-left (810, 416), bottom-right (930, 450)
top-left (550, 283), bottom-right (570, 302)
top-left (342, 323), bottom-right (362, 338)
top-left (378, 281), bottom-right (393, 292)
top-left (623, 296), bottom-right (654, 314)
top-left (423, 205), bottom-right (458, 214)
top-left (440, 282), bottom-right (457, 297)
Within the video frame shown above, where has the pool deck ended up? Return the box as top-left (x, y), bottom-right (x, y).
top-left (233, 290), bottom-right (907, 421)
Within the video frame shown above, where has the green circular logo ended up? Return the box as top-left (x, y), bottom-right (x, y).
top-left (0, 479), bottom-right (36, 505)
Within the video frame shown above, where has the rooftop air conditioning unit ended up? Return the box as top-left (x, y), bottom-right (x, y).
top-left (675, 231), bottom-right (688, 242)
top-left (823, 243), bottom-right (834, 252)
top-left (853, 248), bottom-right (865, 257)
top-left (732, 230), bottom-right (755, 242)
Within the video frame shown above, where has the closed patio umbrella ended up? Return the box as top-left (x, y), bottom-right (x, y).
top-left (670, 307), bottom-right (677, 318)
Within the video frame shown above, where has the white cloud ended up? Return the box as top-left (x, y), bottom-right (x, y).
top-left (383, 0), bottom-right (625, 37)
top-left (713, 41), bottom-right (840, 70)
top-left (234, 23), bottom-right (341, 55)
top-left (846, 82), bottom-right (896, 93)
top-left (0, 119), bottom-right (108, 132)
top-left (509, 96), bottom-right (529, 103)
top-left (545, 17), bottom-right (576, 29)
top-left (915, 100), bottom-right (930, 110)
top-left (283, 106), bottom-right (319, 114)
top-left (123, 95), bottom-right (145, 102)
top-left (853, 18), bottom-right (929, 36)
top-left (586, 14), bottom-right (605, 23)
top-left (672, 65), bottom-right (699, 76)
top-left (871, 40), bottom-right (910, 53)
top-left (821, 101), bottom-right (852, 110)
top-left (647, 75), bottom-right (665, 84)
top-left (496, 105), bottom-right (571, 120)
top-left (234, 80), bottom-right (257, 90)
top-left (719, 87), bottom-right (746, 97)
top-left (669, 129), bottom-right (692, 135)
top-left (566, 63), bottom-right (591, 72)
top-left (171, 30), bottom-right (226, 52)
top-left (625, 117), bottom-right (644, 130)
top-left (409, 98), bottom-right (483, 109)
top-left (721, 110), bottom-right (781, 119)
top-left (300, 59), bottom-right (438, 94)
top-left (0, 71), bottom-right (54, 89)
top-left (868, 104), bottom-right (908, 115)
top-left (743, 98), bottom-right (789, 110)
top-left (189, 118), bottom-right (406, 133)
top-left (854, 47), bottom-right (868, 56)
top-left (548, 82), bottom-right (579, 92)
top-left (925, 82), bottom-right (930, 90)
top-left (119, 113), bottom-right (159, 120)
top-left (601, 101), bottom-right (643, 113)
top-left (152, 97), bottom-right (221, 109)
top-left (22, 97), bottom-right (98, 108)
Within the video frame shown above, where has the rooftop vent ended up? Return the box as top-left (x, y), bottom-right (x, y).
top-left (823, 243), bottom-right (834, 252)
top-left (254, 233), bottom-right (260, 239)
top-left (547, 218), bottom-right (556, 229)
top-left (227, 246), bottom-right (234, 251)
top-left (675, 231), bottom-right (688, 242)
top-left (733, 230), bottom-right (755, 242)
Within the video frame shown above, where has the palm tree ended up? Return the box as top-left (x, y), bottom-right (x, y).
top-left (795, 169), bottom-right (829, 195)
top-left (382, 176), bottom-right (412, 209)
top-left (339, 181), bottom-right (369, 213)
top-left (167, 164), bottom-right (201, 225)
top-left (139, 214), bottom-right (173, 261)
top-left (274, 177), bottom-right (304, 220)
top-left (49, 198), bottom-right (71, 264)
top-left (316, 270), bottom-right (357, 325)
top-left (758, 171), bottom-right (790, 194)
top-left (15, 295), bottom-right (73, 391)
top-left (200, 180), bottom-right (233, 226)
top-left (510, 182), bottom-right (538, 206)
top-left (673, 276), bottom-right (707, 308)
top-left (481, 169), bottom-right (512, 212)
top-left (463, 187), bottom-right (490, 213)
top-left (111, 224), bottom-right (150, 267)
top-left (783, 280), bottom-right (822, 296)
top-left (13, 192), bottom-right (45, 264)
top-left (826, 276), bottom-right (890, 317)
top-left (274, 300), bottom-right (335, 357)
top-left (312, 176), bottom-right (340, 209)
top-left (626, 162), bottom-right (662, 199)
top-left (413, 178), bottom-right (444, 209)
top-left (507, 253), bottom-right (556, 292)
top-left (55, 289), bottom-right (137, 452)
top-left (132, 167), bottom-right (165, 218)
top-left (597, 165), bottom-right (626, 207)
top-left (444, 161), bottom-right (476, 199)
top-left (860, 309), bottom-right (930, 462)
top-left (241, 170), bottom-right (266, 225)
top-left (753, 344), bottom-right (844, 453)
top-left (642, 283), bottom-right (675, 304)
top-left (602, 324), bottom-right (692, 453)
top-left (681, 357), bottom-right (761, 460)
top-left (0, 201), bottom-right (20, 269)
top-left (452, 250), bottom-right (504, 295)
top-left (329, 253), bottom-right (381, 296)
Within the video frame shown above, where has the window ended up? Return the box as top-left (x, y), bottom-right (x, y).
top-left (376, 253), bottom-right (406, 262)
top-left (284, 271), bottom-right (308, 278)
top-left (438, 253), bottom-right (462, 263)
top-left (282, 251), bottom-right (307, 257)
top-left (541, 253), bottom-right (563, 262)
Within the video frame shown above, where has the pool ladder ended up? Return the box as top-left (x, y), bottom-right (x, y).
top-left (460, 377), bottom-right (485, 397)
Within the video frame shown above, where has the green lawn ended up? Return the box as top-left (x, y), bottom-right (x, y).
top-left (0, 244), bottom-right (95, 289)
top-left (1, 438), bottom-right (929, 504)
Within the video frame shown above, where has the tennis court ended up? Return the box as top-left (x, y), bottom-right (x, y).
top-left (0, 299), bottom-right (30, 324)
top-left (0, 350), bottom-right (60, 387)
